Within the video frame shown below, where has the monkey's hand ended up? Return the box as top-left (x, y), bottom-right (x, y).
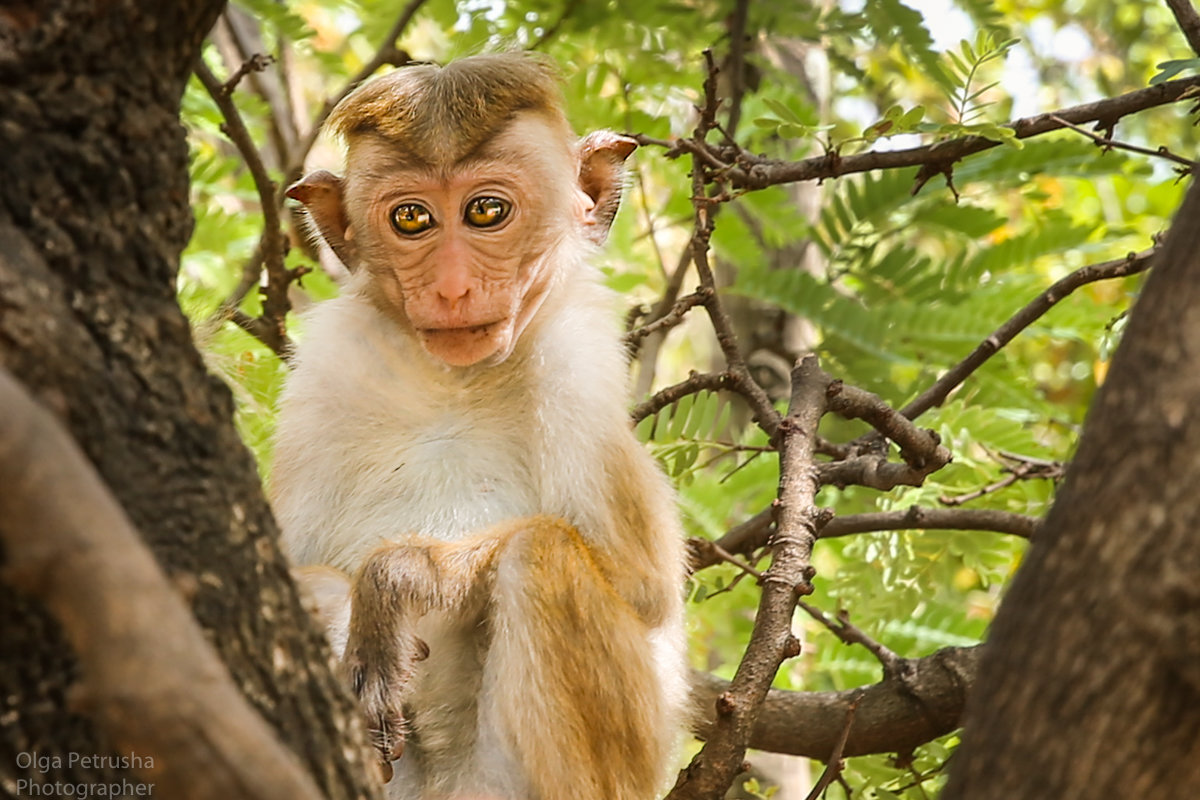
top-left (340, 624), bottom-right (429, 763)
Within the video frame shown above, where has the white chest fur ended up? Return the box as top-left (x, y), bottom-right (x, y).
top-left (270, 268), bottom-right (628, 574)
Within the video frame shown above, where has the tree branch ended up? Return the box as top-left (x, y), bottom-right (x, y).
top-left (826, 380), bottom-right (951, 470)
top-left (631, 370), bottom-right (737, 424)
top-left (799, 602), bottom-right (904, 675)
top-left (689, 645), bottom-right (981, 759)
top-left (1166, 0), bottom-right (1200, 56)
top-left (822, 507), bottom-right (1038, 539)
top-left (690, 506), bottom-right (1035, 572)
top-left (634, 76), bottom-right (1200, 190)
top-left (0, 369), bottom-right (337, 800)
top-left (668, 356), bottom-right (830, 800)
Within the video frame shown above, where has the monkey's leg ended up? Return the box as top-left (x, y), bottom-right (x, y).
top-left (483, 517), bottom-right (672, 800)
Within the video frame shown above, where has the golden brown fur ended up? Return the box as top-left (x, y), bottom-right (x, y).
top-left (328, 53), bottom-right (567, 167)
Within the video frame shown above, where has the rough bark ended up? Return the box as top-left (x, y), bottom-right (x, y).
top-left (0, 3), bottom-right (378, 797)
top-left (943, 176), bottom-right (1200, 796)
top-left (0, 370), bottom-right (324, 800)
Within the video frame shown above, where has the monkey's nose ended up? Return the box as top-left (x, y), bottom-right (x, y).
top-left (432, 263), bottom-right (472, 308)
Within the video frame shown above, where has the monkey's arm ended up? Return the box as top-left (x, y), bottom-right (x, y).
top-left (340, 524), bottom-right (508, 760)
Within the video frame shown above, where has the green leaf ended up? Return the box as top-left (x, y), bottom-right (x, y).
top-left (1150, 58), bottom-right (1200, 85)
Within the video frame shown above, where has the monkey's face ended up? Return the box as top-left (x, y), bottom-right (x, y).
top-left (344, 113), bottom-right (584, 368)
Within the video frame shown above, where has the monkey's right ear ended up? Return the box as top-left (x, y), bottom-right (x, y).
top-left (286, 170), bottom-right (358, 270)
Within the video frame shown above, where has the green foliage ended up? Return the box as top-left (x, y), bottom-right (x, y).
top-left (636, 390), bottom-right (734, 482)
top-left (935, 31), bottom-right (1021, 146)
top-left (864, 0), bottom-right (953, 91)
top-left (754, 97), bottom-right (834, 141)
top-left (1150, 57), bottom-right (1200, 84)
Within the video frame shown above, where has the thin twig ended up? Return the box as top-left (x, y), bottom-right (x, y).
top-left (221, 52), bottom-right (274, 95)
top-left (631, 371), bottom-right (736, 424)
top-left (939, 455), bottom-right (1064, 506)
top-left (195, 60), bottom-right (296, 360)
top-left (625, 288), bottom-right (711, 352)
top-left (798, 602), bottom-right (903, 676)
top-left (895, 245), bottom-right (1158, 423)
top-left (1049, 114), bottom-right (1197, 169)
top-left (803, 694), bottom-right (863, 800)
top-left (690, 505), bottom-right (1037, 572)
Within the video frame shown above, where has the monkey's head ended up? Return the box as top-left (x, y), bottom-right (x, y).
top-left (287, 53), bottom-right (636, 368)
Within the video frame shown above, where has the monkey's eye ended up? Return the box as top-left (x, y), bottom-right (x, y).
top-left (390, 203), bottom-right (435, 235)
top-left (464, 197), bottom-right (511, 228)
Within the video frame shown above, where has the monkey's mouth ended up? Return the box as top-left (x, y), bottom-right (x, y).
top-left (417, 318), bottom-right (512, 367)
top-left (420, 319), bottom-right (504, 337)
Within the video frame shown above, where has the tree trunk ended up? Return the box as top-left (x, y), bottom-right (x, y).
top-left (0, 3), bottom-right (376, 797)
top-left (943, 176), bottom-right (1200, 797)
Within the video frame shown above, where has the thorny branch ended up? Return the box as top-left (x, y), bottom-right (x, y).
top-left (668, 356), bottom-right (829, 800)
top-left (665, 51), bottom-right (823, 800)
top-left (687, 50), bottom-right (783, 439)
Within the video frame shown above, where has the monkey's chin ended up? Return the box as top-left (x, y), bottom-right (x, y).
top-left (418, 321), bottom-right (512, 367)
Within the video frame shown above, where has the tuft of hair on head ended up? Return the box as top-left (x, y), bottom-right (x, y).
top-left (327, 52), bottom-right (569, 166)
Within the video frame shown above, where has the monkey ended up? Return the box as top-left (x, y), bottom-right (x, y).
top-left (271, 53), bottom-right (688, 800)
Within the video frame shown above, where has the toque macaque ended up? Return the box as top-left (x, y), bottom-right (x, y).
top-left (273, 52), bottom-right (687, 800)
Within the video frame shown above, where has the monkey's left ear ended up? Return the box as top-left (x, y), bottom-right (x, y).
top-left (577, 131), bottom-right (637, 245)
